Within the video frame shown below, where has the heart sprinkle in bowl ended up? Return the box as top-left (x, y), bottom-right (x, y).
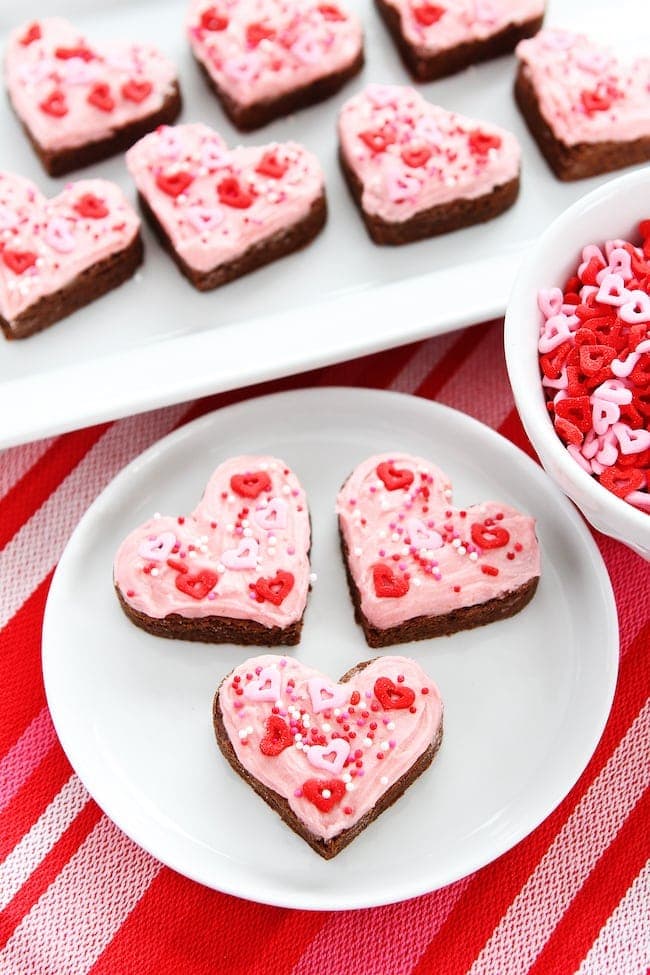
top-left (505, 167), bottom-right (650, 559)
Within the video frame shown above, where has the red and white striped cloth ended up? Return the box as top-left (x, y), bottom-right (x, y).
top-left (0, 320), bottom-right (648, 975)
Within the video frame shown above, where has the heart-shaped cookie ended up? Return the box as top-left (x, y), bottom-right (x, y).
top-left (336, 453), bottom-right (540, 647)
top-left (0, 171), bottom-right (142, 339)
top-left (5, 17), bottom-right (181, 176)
top-left (375, 0), bottom-right (545, 82)
top-left (114, 455), bottom-right (311, 645)
top-left (186, 0), bottom-right (364, 130)
top-left (214, 654), bottom-right (443, 857)
top-left (338, 84), bottom-right (521, 245)
top-left (515, 30), bottom-right (650, 180)
top-left (126, 123), bottom-right (326, 290)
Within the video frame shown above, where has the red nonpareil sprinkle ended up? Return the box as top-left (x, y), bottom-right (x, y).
top-left (481, 565), bottom-right (499, 577)
top-left (412, 3), bottom-right (445, 26)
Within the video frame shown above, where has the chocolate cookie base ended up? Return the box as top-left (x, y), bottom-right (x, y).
top-left (375, 0), bottom-right (544, 82)
top-left (213, 658), bottom-right (443, 859)
top-left (194, 49), bottom-right (364, 131)
top-left (340, 148), bottom-right (519, 245)
top-left (115, 583), bottom-right (304, 646)
top-left (339, 526), bottom-right (539, 648)
top-left (515, 66), bottom-right (650, 181)
top-left (138, 190), bottom-right (327, 291)
top-left (0, 232), bottom-right (144, 340)
top-left (9, 82), bottom-right (182, 177)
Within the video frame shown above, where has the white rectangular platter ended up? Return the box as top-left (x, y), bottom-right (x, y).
top-left (0, 0), bottom-right (648, 447)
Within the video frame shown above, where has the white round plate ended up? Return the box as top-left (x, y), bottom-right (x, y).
top-left (42, 388), bottom-right (618, 910)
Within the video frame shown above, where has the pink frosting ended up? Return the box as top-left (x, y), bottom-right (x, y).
top-left (338, 84), bottom-right (520, 223)
top-left (218, 654), bottom-right (443, 841)
top-left (186, 0), bottom-right (363, 108)
top-left (125, 123), bottom-right (324, 272)
top-left (5, 18), bottom-right (178, 153)
top-left (0, 171), bottom-right (139, 328)
top-left (336, 453), bottom-right (540, 630)
top-left (516, 30), bottom-right (650, 146)
top-left (114, 455), bottom-right (311, 631)
top-left (384, 0), bottom-right (544, 52)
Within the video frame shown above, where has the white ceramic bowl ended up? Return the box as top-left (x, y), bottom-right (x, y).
top-left (505, 167), bottom-right (650, 559)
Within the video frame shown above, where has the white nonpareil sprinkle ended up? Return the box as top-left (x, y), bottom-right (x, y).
top-left (321, 788), bottom-right (331, 799)
top-left (342, 773), bottom-right (352, 783)
top-left (354, 547), bottom-right (363, 556)
top-left (309, 573), bottom-right (318, 583)
top-left (243, 528), bottom-right (253, 538)
top-left (363, 737), bottom-right (372, 747)
top-left (470, 552), bottom-right (478, 561)
top-left (380, 776), bottom-right (388, 786)
top-left (322, 722), bottom-right (331, 733)
top-left (413, 578), bottom-right (421, 587)
top-left (345, 783), bottom-right (355, 792)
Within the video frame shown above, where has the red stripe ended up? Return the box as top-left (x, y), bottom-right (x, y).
top-left (88, 870), bottom-right (326, 975)
top-left (0, 799), bottom-right (101, 951)
top-left (0, 745), bottom-right (73, 862)
top-left (0, 423), bottom-right (111, 552)
top-left (497, 406), bottom-right (538, 461)
top-left (411, 621), bottom-right (650, 975)
top-left (528, 787), bottom-right (650, 975)
top-left (0, 574), bottom-right (53, 755)
top-left (415, 323), bottom-right (491, 400)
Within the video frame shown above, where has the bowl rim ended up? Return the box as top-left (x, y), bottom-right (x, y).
top-left (504, 166), bottom-right (650, 548)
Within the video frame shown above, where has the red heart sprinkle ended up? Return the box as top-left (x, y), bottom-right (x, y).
top-left (318, 4), bottom-right (346, 20)
top-left (20, 22), bottom-right (41, 45)
top-left (122, 79), bottom-right (153, 103)
top-left (230, 471), bottom-right (271, 498)
top-left (174, 569), bottom-right (218, 600)
top-left (359, 128), bottom-right (396, 154)
top-left (372, 563), bottom-right (410, 599)
top-left (74, 193), bottom-right (109, 219)
top-left (374, 677), bottom-right (415, 710)
top-left (2, 250), bottom-right (37, 275)
top-left (246, 22), bottom-right (275, 47)
top-left (200, 7), bottom-right (229, 30)
top-left (598, 466), bottom-right (645, 499)
top-left (468, 130), bottom-right (502, 157)
top-left (579, 256), bottom-right (606, 287)
top-left (217, 177), bottom-right (253, 209)
top-left (255, 152), bottom-right (288, 179)
top-left (55, 45), bottom-right (94, 61)
top-left (376, 462), bottom-right (414, 491)
top-left (581, 89), bottom-right (613, 114)
top-left (39, 90), bottom-right (68, 117)
top-left (87, 83), bottom-right (115, 113)
top-left (555, 395), bottom-right (593, 432)
top-left (470, 522), bottom-right (510, 549)
top-left (302, 778), bottom-right (346, 812)
top-left (156, 170), bottom-right (193, 198)
top-left (259, 715), bottom-right (292, 756)
top-left (252, 571), bottom-right (294, 606)
top-left (554, 416), bottom-right (584, 446)
top-left (412, 3), bottom-right (446, 26)
top-left (401, 147), bottom-right (432, 168)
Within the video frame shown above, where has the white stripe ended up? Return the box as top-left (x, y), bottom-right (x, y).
top-left (575, 861), bottom-right (650, 975)
top-left (0, 775), bottom-right (89, 911)
top-left (388, 332), bottom-right (460, 393)
top-left (466, 701), bottom-right (650, 975)
top-left (0, 816), bottom-right (162, 974)
top-left (0, 404), bottom-right (187, 630)
top-left (437, 324), bottom-right (514, 430)
top-left (0, 438), bottom-right (55, 501)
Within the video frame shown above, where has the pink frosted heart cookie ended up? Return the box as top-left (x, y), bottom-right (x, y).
top-left (114, 456), bottom-right (312, 646)
top-left (0, 171), bottom-right (142, 340)
top-left (186, 0), bottom-right (364, 130)
top-left (5, 17), bottom-right (181, 176)
top-left (214, 654), bottom-right (443, 857)
top-left (375, 0), bottom-right (545, 82)
top-left (515, 30), bottom-right (650, 180)
top-left (339, 84), bottom-right (521, 245)
top-left (337, 453), bottom-right (540, 647)
top-left (126, 123), bottom-right (326, 290)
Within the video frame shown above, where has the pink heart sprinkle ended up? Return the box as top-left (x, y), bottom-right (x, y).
top-left (537, 287), bottom-right (564, 319)
top-left (593, 379), bottom-right (633, 405)
top-left (244, 665), bottom-right (281, 702)
top-left (307, 739), bottom-right (351, 775)
top-left (602, 247), bottom-right (633, 282)
top-left (538, 313), bottom-right (578, 353)
top-left (594, 429), bottom-right (619, 467)
top-left (137, 530), bottom-right (176, 562)
top-left (624, 491), bottom-right (650, 512)
top-left (611, 353), bottom-right (640, 378)
top-left (613, 423), bottom-right (650, 456)
top-left (307, 678), bottom-right (349, 714)
top-left (386, 171), bottom-right (422, 204)
top-left (220, 538), bottom-right (259, 570)
top-left (591, 397), bottom-right (620, 436)
top-left (186, 205), bottom-right (223, 233)
top-left (45, 217), bottom-right (76, 253)
top-left (406, 517), bottom-right (443, 551)
top-left (619, 290), bottom-right (650, 325)
top-left (596, 273), bottom-right (630, 307)
top-left (254, 497), bottom-right (288, 532)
